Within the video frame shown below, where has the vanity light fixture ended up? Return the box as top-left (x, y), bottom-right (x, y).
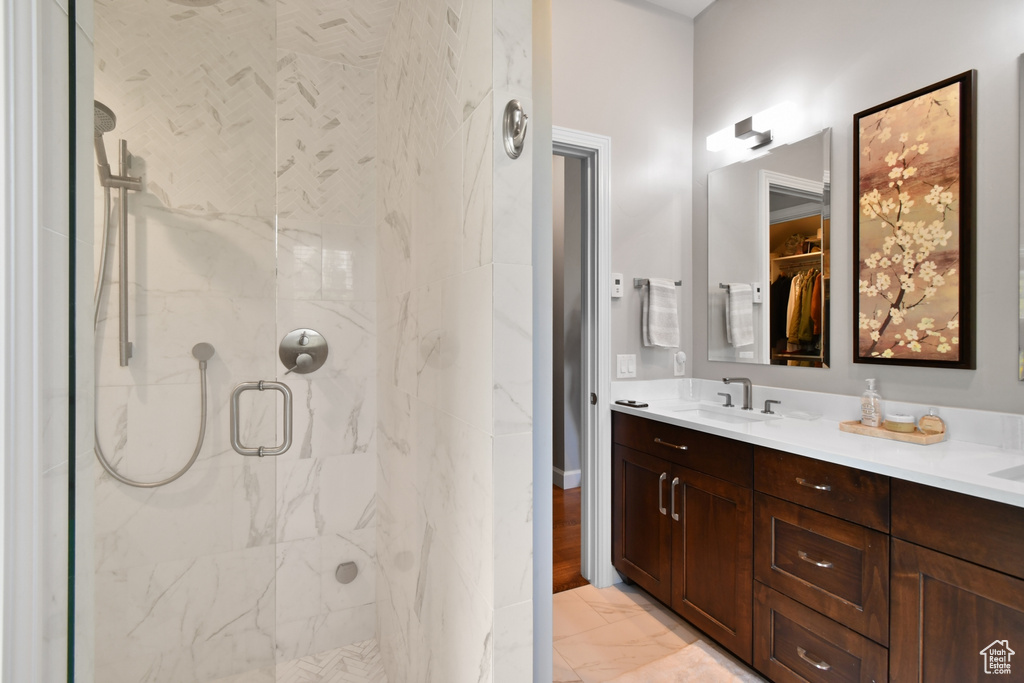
top-left (706, 102), bottom-right (796, 152)
top-left (734, 116), bottom-right (772, 149)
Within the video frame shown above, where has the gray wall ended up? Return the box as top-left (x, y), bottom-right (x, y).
top-left (693, 0), bottom-right (1024, 412)
top-left (553, 0), bottom-right (695, 381)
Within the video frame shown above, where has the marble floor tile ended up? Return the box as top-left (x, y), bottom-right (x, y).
top-left (553, 589), bottom-right (608, 641)
top-left (554, 648), bottom-right (583, 683)
top-left (554, 610), bottom-right (700, 682)
top-left (572, 583), bottom-right (656, 624)
top-left (552, 583), bottom-right (765, 683)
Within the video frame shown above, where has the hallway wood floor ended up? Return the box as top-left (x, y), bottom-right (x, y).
top-left (554, 485), bottom-right (590, 593)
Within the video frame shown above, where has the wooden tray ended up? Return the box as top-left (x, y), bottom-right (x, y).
top-left (839, 420), bottom-right (945, 445)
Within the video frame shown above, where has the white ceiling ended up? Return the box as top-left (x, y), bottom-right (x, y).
top-left (642, 0), bottom-right (716, 19)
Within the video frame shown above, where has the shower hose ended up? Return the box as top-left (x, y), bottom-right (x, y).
top-left (92, 186), bottom-right (210, 488)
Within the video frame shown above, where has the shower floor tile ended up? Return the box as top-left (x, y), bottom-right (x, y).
top-left (276, 638), bottom-right (387, 683)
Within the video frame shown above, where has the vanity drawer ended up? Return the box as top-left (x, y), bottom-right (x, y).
top-left (612, 412), bottom-right (752, 487)
top-left (755, 448), bottom-right (889, 532)
top-left (755, 494), bottom-right (889, 645)
top-left (754, 583), bottom-right (888, 683)
top-left (892, 479), bottom-right (1024, 581)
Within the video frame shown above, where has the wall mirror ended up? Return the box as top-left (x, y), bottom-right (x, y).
top-left (708, 129), bottom-right (831, 367)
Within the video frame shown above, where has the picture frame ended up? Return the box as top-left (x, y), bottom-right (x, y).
top-left (853, 70), bottom-right (976, 368)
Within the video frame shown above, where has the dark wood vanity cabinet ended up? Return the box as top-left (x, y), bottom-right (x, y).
top-left (754, 583), bottom-right (889, 683)
top-left (610, 443), bottom-right (674, 603)
top-left (754, 493), bottom-right (890, 645)
top-left (890, 480), bottom-right (1024, 682)
top-left (612, 412), bottom-right (1024, 682)
top-left (672, 465), bottom-right (753, 662)
top-left (753, 448), bottom-right (891, 682)
top-left (612, 412), bottom-right (754, 663)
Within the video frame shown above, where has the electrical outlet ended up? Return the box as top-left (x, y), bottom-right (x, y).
top-left (616, 354), bottom-right (636, 378)
top-left (673, 351), bottom-right (686, 376)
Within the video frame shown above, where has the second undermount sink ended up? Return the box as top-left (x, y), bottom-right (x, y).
top-left (989, 464), bottom-right (1024, 483)
top-left (672, 404), bottom-right (781, 425)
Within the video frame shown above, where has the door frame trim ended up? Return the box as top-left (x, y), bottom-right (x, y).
top-left (553, 126), bottom-right (614, 588)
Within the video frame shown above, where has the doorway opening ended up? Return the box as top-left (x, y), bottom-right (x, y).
top-left (552, 128), bottom-right (615, 596)
top-left (552, 151), bottom-right (587, 593)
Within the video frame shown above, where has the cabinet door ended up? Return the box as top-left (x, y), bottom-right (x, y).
top-left (671, 466), bottom-right (753, 663)
top-left (891, 539), bottom-right (1024, 681)
top-left (611, 444), bottom-right (672, 603)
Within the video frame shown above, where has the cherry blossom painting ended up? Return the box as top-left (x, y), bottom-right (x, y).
top-left (853, 71), bottom-right (975, 368)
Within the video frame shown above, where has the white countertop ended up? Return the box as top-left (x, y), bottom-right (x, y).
top-left (611, 391), bottom-right (1024, 509)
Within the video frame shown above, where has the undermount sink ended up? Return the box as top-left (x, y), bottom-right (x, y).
top-left (989, 464), bottom-right (1024, 483)
top-left (672, 405), bottom-right (781, 425)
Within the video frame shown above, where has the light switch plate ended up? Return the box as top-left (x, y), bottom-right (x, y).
top-left (616, 354), bottom-right (636, 378)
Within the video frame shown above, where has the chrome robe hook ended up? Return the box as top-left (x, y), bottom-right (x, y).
top-left (503, 99), bottom-right (529, 159)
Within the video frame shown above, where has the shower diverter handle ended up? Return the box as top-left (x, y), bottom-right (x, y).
top-left (230, 380), bottom-right (293, 457)
top-left (285, 352), bottom-right (314, 375)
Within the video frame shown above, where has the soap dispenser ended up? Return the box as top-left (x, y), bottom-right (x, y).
top-left (860, 379), bottom-right (882, 428)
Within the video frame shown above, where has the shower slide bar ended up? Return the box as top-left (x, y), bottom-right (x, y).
top-left (230, 380), bottom-right (293, 457)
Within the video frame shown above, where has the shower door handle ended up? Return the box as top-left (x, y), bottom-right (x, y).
top-left (230, 380), bottom-right (293, 457)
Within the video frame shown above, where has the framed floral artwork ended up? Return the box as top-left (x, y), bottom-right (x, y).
top-left (853, 70), bottom-right (976, 368)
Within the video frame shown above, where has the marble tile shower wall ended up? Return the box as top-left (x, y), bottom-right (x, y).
top-left (92, 0), bottom-right (386, 680)
top-left (272, 0), bottom-right (388, 661)
top-left (375, 0), bottom-right (533, 680)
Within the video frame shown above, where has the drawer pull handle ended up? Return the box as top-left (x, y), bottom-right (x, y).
top-left (798, 550), bottom-right (833, 569)
top-left (658, 472), bottom-right (668, 516)
top-left (795, 477), bottom-right (831, 492)
top-left (654, 437), bottom-right (688, 451)
top-left (797, 647), bottom-right (831, 671)
top-left (671, 477), bottom-right (680, 521)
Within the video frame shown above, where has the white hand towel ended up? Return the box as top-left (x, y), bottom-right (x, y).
top-left (642, 278), bottom-right (680, 348)
top-left (725, 283), bottom-right (754, 347)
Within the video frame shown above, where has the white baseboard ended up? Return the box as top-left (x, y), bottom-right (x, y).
top-left (553, 466), bottom-right (581, 489)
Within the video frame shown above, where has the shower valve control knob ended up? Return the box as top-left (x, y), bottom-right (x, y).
top-left (279, 328), bottom-right (328, 375)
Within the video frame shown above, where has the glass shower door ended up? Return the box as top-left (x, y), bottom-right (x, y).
top-left (89, 0), bottom-right (280, 680)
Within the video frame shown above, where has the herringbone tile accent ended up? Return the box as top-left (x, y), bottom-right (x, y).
top-left (277, 0), bottom-right (399, 69)
top-left (95, 0), bottom-right (277, 217)
top-left (276, 639), bottom-right (388, 683)
top-left (376, 0), bottom-right (479, 206)
top-left (277, 50), bottom-right (376, 224)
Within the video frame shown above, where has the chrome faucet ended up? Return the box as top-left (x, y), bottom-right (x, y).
top-left (722, 377), bottom-right (753, 410)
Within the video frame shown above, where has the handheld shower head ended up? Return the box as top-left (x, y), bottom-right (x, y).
top-left (94, 100), bottom-right (117, 182)
top-left (94, 100), bottom-right (116, 136)
top-left (93, 100), bottom-right (143, 191)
